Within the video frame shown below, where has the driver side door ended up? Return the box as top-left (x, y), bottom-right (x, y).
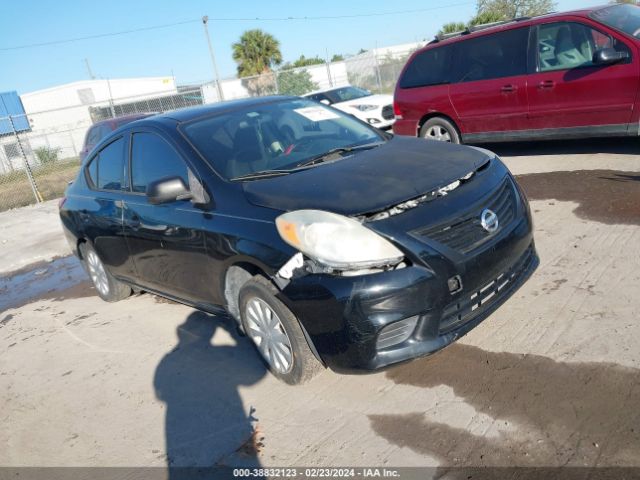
top-left (526, 20), bottom-right (639, 133)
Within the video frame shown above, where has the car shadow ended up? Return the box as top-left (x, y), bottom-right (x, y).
top-left (153, 310), bottom-right (267, 477)
top-left (476, 137), bottom-right (640, 157)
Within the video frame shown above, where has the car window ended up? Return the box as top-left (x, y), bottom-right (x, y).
top-left (329, 87), bottom-right (372, 102)
top-left (591, 4), bottom-right (640, 39)
top-left (182, 98), bottom-right (384, 180)
top-left (90, 137), bottom-right (126, 191)
top-left (537, 22), bottom-right (629, 72)
top-left (130, 132), bottom-right (189, 194)
top-left (399, 45), bottom-right (454, 89)
top-left (453, 27), bottom-right (529, 83)
top-left (85, 126), bottom-right (102, 148)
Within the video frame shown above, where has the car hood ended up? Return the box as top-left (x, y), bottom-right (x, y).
top-left (242, 136), bottom-right (493, 217)
top-left (334, 94), bottom-right (393, 108)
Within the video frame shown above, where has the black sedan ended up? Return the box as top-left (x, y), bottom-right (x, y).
top-left (59, 96), bottom-right (538, 384)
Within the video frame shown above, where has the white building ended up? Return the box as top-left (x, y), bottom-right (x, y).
top-left (20, 77), bottom-right (177, 159)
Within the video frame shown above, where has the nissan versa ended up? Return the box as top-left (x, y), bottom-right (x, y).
top-left (59, 96), bottom-right (538, 384)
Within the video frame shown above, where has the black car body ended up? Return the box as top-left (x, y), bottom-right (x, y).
top-left (59, 96), bottom-right (538, 383)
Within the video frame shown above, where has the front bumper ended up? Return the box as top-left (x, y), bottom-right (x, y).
top-left (279, 176), bottom-right (538, 373)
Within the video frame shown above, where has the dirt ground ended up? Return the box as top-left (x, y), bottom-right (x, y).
top-left (1, 138), bottom-right (639, 471)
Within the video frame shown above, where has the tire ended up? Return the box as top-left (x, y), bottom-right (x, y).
top-left (420, 117), bottom-right (461, 144)
top-left (79, 242), bottom-right (132, 302)
top-left (239, 276), bottom-right (323, 385)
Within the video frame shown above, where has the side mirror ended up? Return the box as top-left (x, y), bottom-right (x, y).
top-left (320, 99), bottom-right (331, 105)
top-left (593, 48), bottom-right (629, 66)
top-left (146, 176), bottom-right (192, 205)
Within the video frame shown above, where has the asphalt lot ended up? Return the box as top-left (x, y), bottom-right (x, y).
top-left (1, 137), bottom-right (639, 469)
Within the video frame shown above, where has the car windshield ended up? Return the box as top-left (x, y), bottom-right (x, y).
top-left (181, 98), bottom-right (385, 180)
top-left (591, 4), bottom-right (640, 39)
top-left (329, 86), bottom-right (372, 103)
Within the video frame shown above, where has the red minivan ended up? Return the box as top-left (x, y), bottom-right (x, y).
top-left (393, 4), bottom-right (640, 144)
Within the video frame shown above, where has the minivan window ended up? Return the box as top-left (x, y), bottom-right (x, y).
top-left (537, 22), bottom-right (629, 72)
top-left (453, 27), bottom-right (529, 83)
top-left (399, 45), bottom-right (453, 89)
top-left (92, 137), bottom-right (125, 191)
top-left (591, 4), bottom-right (640, 39)
top-left (130, 132), bottom-right (189, 194)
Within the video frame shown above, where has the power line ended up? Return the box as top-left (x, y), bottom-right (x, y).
top-left (0, 2), bottom-right (474, 52)
top-left (0, 19), bottom-right (200, 51)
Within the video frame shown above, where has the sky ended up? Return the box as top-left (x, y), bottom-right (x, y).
top-left (0, 0), bottom-right (604, 94)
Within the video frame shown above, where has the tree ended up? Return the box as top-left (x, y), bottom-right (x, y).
top-left (469, 10), bottom-right (508, 26)
top-left (438, 22), bottom-right (467, 36)
top-left (232, 29), bottom-right (282, 77)
top-left (281, 55), bottom-right (324, 71)
top-left (331, 54), bottom-right (344, 62)
top-left (477, 0), bottom-right (556, 18)
top-left (278, 69), bottom-right (319, 96)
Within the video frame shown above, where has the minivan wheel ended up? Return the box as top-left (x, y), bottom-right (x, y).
top-left (420, 117), bottom-right (461, 144)
top-left (239, 276), bottom-right (323, 385)
top-left (79, 243), bottom-right (132, 302)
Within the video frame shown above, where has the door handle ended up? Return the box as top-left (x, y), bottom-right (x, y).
top-left (501, 84), bottom-right (516, 93)
top-left (538, 80), bottom-right (555, 90)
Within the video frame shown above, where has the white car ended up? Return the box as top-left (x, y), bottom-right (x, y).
top-left (303, 86), bottom-right (395, 130)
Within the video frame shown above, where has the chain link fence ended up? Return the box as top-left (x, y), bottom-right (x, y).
top-left (0, 43), bottom-right (422, 212)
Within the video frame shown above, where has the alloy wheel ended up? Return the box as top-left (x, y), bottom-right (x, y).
top-left (425, 125), bottom-right (452, 142)
top-left (86, 250), bottom-right (109, 296)
top-left (245, 297), bottom-right (294, 374)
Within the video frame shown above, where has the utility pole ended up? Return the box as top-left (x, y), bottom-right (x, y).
top-left (84, 58), bottom-right (96, 80)
top-left (106, 78), bottom-right (116, 118)
top-left (202, 16), bottom-right (224, 101)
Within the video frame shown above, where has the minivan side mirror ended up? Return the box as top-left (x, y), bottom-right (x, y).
top-left (146, 176), bottom-right (192, 205)
top-left (593, 48), bottom-right (629, 66)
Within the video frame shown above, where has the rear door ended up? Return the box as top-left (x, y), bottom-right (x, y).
top-left (449, 26), bottom-right (531, 137)
top-left (122, 129), bottom-right (213, 303)
top-left (82, 136), bottom-right (136, 279)
top-left (526, 19), bottom-right (638, 133)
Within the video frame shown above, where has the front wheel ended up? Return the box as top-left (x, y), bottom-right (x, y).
top-left (420, 117), bottom-right (461, 144)
top-left (79, 242), bottom-right (132, 302)
top-left (239, 276), bottom-right (323, 385)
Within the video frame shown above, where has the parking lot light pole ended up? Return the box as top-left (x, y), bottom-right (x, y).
top-left (202, 16), bottom-right (224, 102)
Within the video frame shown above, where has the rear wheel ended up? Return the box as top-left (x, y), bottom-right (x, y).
top-left (239, 276), bottom-right (323, 385)
top-left (420, 117), bottom-right (461, 144)
top-left (79, 243), bottom-right (132, 302)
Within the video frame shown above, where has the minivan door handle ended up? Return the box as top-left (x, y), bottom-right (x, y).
top-left (538, 80), bottom-right (555, 90)
top-left (501, 84), bottom-right (517, 93)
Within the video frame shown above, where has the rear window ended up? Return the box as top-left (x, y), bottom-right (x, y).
top-left (399, 45), bottom-right (453, 89)
top-left (86, 137), bottom-right (126, 191)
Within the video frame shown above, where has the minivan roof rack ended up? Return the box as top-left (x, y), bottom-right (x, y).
top-left (431, 15), bottom-right (534, 43)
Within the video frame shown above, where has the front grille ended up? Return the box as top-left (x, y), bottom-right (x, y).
top-left (414, 177), bottom-right (516, 254)
top-left (381, 105), bottom-right (394, 120)
top-left (440, 245), bottom-right (536, 333)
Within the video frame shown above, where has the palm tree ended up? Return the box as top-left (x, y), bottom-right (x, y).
top-left (232, 29), bottom-right (283, 77)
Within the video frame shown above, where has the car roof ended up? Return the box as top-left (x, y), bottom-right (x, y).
top-left (425, 4), bottom-right (614, 48)
top-left (155, 95), bottom-right (297, 123)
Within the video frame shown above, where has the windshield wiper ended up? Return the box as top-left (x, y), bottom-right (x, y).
top-left (231, 169), bottom-right (292, 181)
top-left (296, 142), bottom-right (385, 168)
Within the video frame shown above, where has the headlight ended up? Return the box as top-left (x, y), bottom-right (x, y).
top-left (276, 210), bottom-right (404, 269)
top-left (351, 104), bottom-right (377, 112)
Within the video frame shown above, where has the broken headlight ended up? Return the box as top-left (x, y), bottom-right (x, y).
top-left (275, 210), bottom-right (404, 270)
